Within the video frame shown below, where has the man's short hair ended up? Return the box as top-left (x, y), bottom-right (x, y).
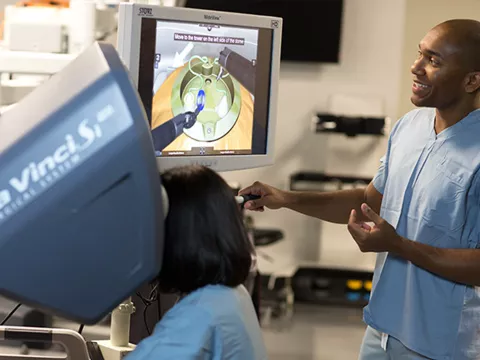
top-left (158, 165), bottom-right (253, 294)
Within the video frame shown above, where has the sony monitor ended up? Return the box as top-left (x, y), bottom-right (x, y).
top-left (117, 3), bottom-right (282, 172)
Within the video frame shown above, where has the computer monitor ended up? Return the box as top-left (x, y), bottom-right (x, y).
top-left (117, 3), bottom-right (282, 172)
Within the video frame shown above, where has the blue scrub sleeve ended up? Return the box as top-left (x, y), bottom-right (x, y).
top-left (372, 155), bottom-right (387, 195)
top-left (372, 116), bottom-right (406, 195)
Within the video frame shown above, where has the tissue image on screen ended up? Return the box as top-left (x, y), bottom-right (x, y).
top-left (151, 20), bottom-right (258, 156)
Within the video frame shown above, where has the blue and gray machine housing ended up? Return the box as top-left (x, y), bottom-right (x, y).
top-left (0, 42), bottom-right (165, 325)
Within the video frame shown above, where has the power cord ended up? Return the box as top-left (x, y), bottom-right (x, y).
top-left (142, 306), bottom-right (150, 335)
top-left (1, 303), bottom-right (22, 325)
top-left (136, 283), bottom-right (159, 335)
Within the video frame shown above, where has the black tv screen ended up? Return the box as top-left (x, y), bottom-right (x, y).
top-left (184, 0), bottom-right (344, 63)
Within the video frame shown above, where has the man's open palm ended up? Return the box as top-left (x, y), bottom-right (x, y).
top-left (347, 203), bottom-right (400, 253)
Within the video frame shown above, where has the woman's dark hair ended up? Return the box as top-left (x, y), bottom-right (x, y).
top-left (158, 165), bottom-right (253, 294)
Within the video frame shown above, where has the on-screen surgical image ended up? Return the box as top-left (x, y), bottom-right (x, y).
top-left (150, 20), bottom-right (258, 156)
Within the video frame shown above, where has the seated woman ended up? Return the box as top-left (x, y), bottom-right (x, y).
top-left (127, 165), bottom-right (267, 360)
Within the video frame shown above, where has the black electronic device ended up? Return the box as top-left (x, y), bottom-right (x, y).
top-left (184, 0), bottom-right (344, 63)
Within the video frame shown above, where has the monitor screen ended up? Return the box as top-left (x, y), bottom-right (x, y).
top-left (117, 4), bottom-right (282, 171)
top-left (138, 18), bottom-right (272, 157)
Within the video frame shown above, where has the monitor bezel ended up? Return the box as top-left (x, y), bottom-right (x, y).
top-left (117, 3), bottom-right (282, 172)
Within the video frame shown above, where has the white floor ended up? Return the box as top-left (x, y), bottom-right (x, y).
top-left (263, 304), bottom-right (366, 360)
top-left (0, 302), bottom-right (366, 359)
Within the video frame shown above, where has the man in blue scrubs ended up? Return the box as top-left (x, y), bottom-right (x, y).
top-left (240, 19), bottom-right (480, 359)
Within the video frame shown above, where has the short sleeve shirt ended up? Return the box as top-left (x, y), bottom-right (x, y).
top-left (365, 108), bottom-right (480, 360)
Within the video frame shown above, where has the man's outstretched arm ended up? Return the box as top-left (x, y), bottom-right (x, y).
top-left (239, 181), bottom-right (383, 225)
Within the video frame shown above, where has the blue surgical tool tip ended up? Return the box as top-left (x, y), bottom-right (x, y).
top-left (197, 90), bottom-right (206, 111)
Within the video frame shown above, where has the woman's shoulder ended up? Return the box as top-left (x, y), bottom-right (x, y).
top-left (193, 284), bottom-right (250, 299)
top-left (147, 285), bottom-right (259, 345)
top-left (192, 284), bottom-right (250, 305)
top-left (128, 285), bottom-right (266, 360)
top-left (160, 285), bottom-right (255, 327)
top-left (172, 285), bottom-right (250, 314)
top-left (126, 302), bottom-right (215, 360)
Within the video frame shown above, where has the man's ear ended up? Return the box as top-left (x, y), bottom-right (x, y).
top-left (465, 71), bottom-right (480, 93)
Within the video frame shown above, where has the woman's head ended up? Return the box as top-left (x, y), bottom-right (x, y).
top-left (158, 165), bottom-right (253, 294)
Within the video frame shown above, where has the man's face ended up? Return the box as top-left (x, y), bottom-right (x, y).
top-left (410, 27), bottom-right (469, 109)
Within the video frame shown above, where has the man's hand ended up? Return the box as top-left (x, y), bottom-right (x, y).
top-left (238, 182), bottom-right (288, 212)
top-left (348, 203), bottom-right (401, 253)
top-left (348, 205), bottom-right (480, 287)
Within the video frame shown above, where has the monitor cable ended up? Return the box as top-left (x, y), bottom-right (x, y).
top-left (136, 282), bottom-right (159, 335)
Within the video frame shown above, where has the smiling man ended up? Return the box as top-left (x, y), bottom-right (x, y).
top-left (239, 19), bottom-right (480, 359)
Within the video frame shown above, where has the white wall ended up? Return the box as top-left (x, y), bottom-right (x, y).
top-left (221, 0), bottom-right (407, 269)
top-left (397, 0), bottom-right (480, 119)
top-left (0, 0), bottom-right (15, 24)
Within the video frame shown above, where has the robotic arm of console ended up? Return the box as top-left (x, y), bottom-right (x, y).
top-left (151, 89), bottom-right (205, 153)
top-left (219, 47), bottom-right (256, 95)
